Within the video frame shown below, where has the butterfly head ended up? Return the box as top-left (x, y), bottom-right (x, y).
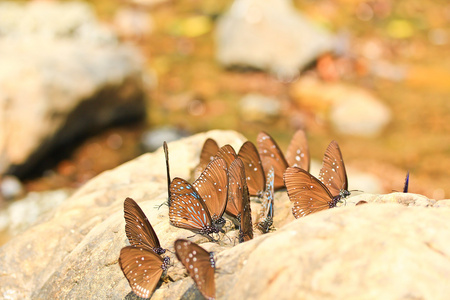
top-left (341, 189), bottom-right (351, 198)
top-left (154, 247), bottom-right (166, 256)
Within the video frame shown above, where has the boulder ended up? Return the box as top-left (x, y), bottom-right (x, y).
top-left (289, 76), bottom-right (391, 136)
top-left (0, 1), bottom-right (147, 177)
top-left (1, 130), bottom-right (449, 300)
top-left (215, 0), bottom-right (334, 79)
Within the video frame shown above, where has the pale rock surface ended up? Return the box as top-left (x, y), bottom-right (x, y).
top-left (290, 76), bottom-right (391, 136)
top-left (0, 130), bottom-right (449, 299)
top-left (216, 0), bottom-right (334, 79)
top-left (0, 1), bottom-right (147, 177)
top-left (0, 189), bottom-right (71, 240)
top-left (239, 93), bottom-right (281, 122)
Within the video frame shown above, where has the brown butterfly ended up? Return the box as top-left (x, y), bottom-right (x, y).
top-left (175, 239), bottom-right (216, 300)
top-left (192, 158), bottom-right (228, 229)
top-left (237, 141), bottom-right (266, 197)
top-left (119, 246), bottom-right (170, 298)
top-left (225, 158), bottom-right (245, 224)
top-left (124, 197), bottom-right (166, 254)
top-left (318, 140), bottom-right (350, 200)
top-left (284, 167), bottom-right (342, 218)
top-left (120, 198), bottom-right (170, 298)
top-left (257, 130), bottom-right (310, 190)
top-left (193, 138), bottom-right (220, 179)
top-left (196, 139), bottom-right (265, 197)
top-left (239, 177), bottom-right (253, 243)
top-left (257, 167), bottom-right (274, 233)
top-left (169, 178), bottom-right (220, 240)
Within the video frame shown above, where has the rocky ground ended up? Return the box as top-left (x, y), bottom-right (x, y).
top-left (1, 131), bottom-right (449, 299)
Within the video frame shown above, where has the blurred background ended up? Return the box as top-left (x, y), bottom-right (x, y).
top-left (0, 0), bottom-right (449, 244)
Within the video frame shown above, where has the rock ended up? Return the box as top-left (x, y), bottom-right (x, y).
top-left (0, 189), bottom-right (71, 242)
top-left (0, 130), bottom-right (247, 299)
top-left (1, 130), bottom-right (449, 299)
top-left (289, 76), bottom-right (391, 136)
top-left (239, 93), bottom-right (281, 122)
top-left (0, 1), bottom-right (147, 177)
top-left (215, 0), bottom-right (334, 79)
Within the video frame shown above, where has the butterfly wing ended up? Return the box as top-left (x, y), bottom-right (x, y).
top-left (226, 158), bottom-right (245, 219)
top-left (284, 167), bottom-right (337, 218)
top-left (257, 131), bottom-right (289, 190)
top-left (175, 239), bottom-right (215, 300)
top-left (215, 144), bottom-right (237, 168)
top-left (257, 167), bottom-right (274, 233)
top-left (119, 245), bottom-right (166, 299)
top-left (285, 129), bottom-right (310, 171)
top-left (194, 138), bottom-right (220, 178)
top-left (318, 140), bottom-right (349, 198)
top-left (124, 198), bottom-right (164, 254)
top-left (193, 158), bottom-right (228, 223)
top-left (403, 171), bottom-right (409, 193)
top-left (238, 141), bottom-right (266, 197)
top-left (239, 176), bottom-right (253, 242)
top-left (169, 178), bottom-right (215, 233)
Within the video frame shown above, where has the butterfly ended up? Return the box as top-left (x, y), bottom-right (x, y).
top-left (239, 178), bottom-right (253, 243)
top-left (175, 239), bottom-right (216, 300)
top-left (237, 141), bottom-right (266, 197)
top-left (193, 138), bottom-right (220, 179)
top-left (257, 167), bottom-right (274, 233)
top-left (257, 130), bottom-right (310, 190)
top-left (284, 167), bottom-right (342, 218)
top-left (169, 177), bottom-right (220, 240)
top-left (120, 198), bottom-right (170, 298)
top-left (403, 171), bottom-right (409, 193)
top-left (225, 158), bottom-right (246, 224)
top-left (318, 140), bottom-right (350, 201)
top-left (196, 139), bottom-right (265, 197)
top-left (119, 246), bottom-right (170, 298)
top-left (124, 197), bottom-right (167, 255)
top-left (192, 158), bottom-right (228, 230)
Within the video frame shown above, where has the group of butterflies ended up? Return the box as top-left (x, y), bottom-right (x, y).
top-left (119, 130), bottom-right (410, 299)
